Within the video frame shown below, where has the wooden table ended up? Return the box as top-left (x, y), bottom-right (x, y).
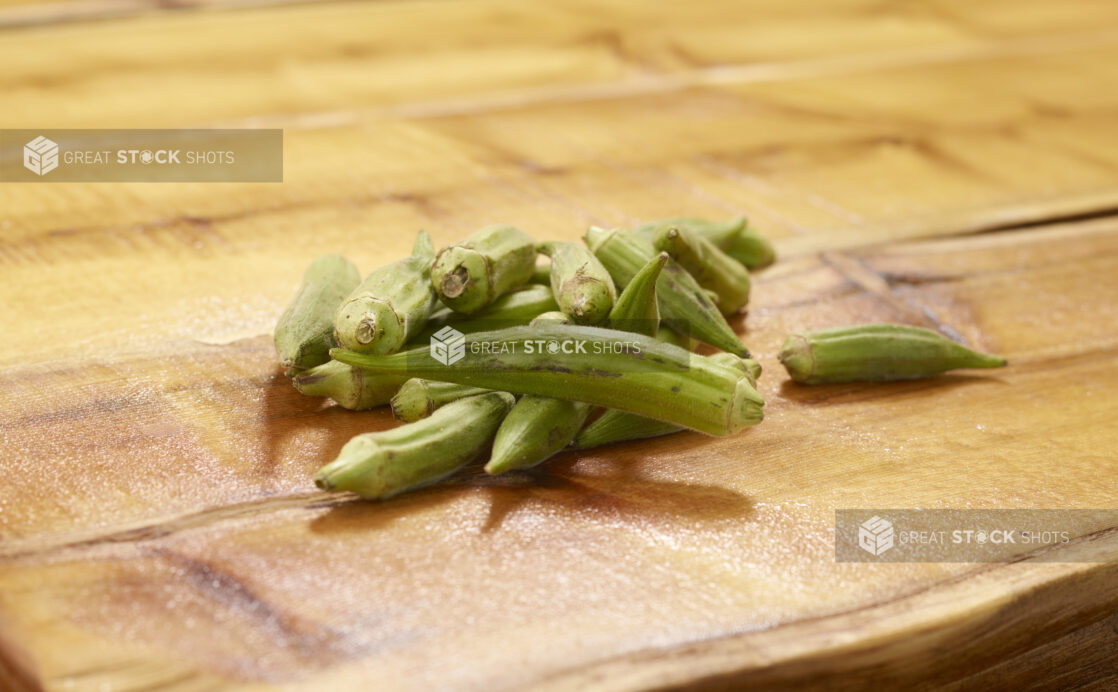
top-left (2, 1), bottom-right (1117, 689)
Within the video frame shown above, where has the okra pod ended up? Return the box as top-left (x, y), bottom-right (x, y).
top-left (315, 392), bottom-right (515, 500)
top-left (390, 378), bottom-right (491, 422)
top-left (274, 254), bottom-right (361, 375)
top-left (572, 409), bottom-right (682, 450)
top-left (334, 231), bottom-right (438, 355)
top-left (635, 216), bottom-right (775, 270)
top-left (573, 352), bottom-right (757, 449)
top-left (779, 323), bottom-right (1008, 385)
top-left (633, 216), bottom-right (747, 247)
top-left (485, 311), bottom-right (586, 474)
top-left (584, 226), bottom-right (749, 357)
top-left (430, 225), bottom-right (537, 314)
top-left (486, 397), bottom-right (592, 474)
top-left (653, 225), bottom-right (751, 315)
top-left (332, 324), bottom-right (764, 436)
top-left (409, 284), bottom-right (558, 344)
top-left (292, 359), bottom-right (409, 410)
top-left (537, 241), bottom-right (616, 325)
top-left (607, 251), bottom-right (667, 336)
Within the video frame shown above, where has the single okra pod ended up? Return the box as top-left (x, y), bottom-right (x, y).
top-left (332, 324), bottom-right (763, 436)
top-left (334, 231), bottom-right (438, 355)
top-left (409, 284), bottom-right (558, 344)
top-left (430, 225), bottom-right (537, 314)
top-left (584, 226), bottom-right (749, 357)
top-left (723, 225), bottom-right (776, 270)
top-left (779, 323), bottom-right (1008, 385)
top-left (653, 225), bottom-right (751, 315)
top-left (573, 352), bottom-right (757, 449)
top-left (537, 241), bottom-right (616, 325)
top-left (390, 378), bottom-right (492, 422)
top-left (572, 409), bottom-right (682, 449)
top-left (485, 311), bottom-right (587, 475)
top-left (633, 216), bottom-right (747, 246)
top-left (292, 359), bottom-right (409, 410)
top-left (486, 397), bottom-right (592, 474)
top-left (635, 217), bottom-right (775, 270)
top-left (274, 254), bottom-right (361, 375)
top-left (607, 252), bottom-right (667, 336)
top-left (315, 392), bottom-right (515, 500)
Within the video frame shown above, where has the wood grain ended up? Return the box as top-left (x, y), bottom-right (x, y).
top-left (2, 0), bottom-right (1118, 689)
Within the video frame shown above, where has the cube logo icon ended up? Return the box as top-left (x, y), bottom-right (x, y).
top-left (430, 326), bottom-right (465, 366)
top-left (24, 136), bottom-right (59, 176)
top-left (858, 516), bottom-right (894, 556)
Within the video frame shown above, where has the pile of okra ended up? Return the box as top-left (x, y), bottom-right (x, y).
top-left (274, 218), bottom-right (1006, 500)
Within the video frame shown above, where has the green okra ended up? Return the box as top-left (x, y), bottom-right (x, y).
top-left (653, 224), bottom-right (751, 316)
top-left (409, 284), bottom-right (559, 344)
top-left (537, 241), bottom-right (616, 325)
top-left (633, 216), bottom-right (747, 246)
top-left (486, 397), bottom-right (592, 474)
top-left (430, 224), bottom-right (537, 314)
top-left (485, 311), bottom-right (587, 475)
top-left (274, 254), bottom-right (361, 376)
top-left (292, 359), bottom-right (409, 410)
top-left (390, 378), bottom-right (491, 422)
top-left (572, 409), bottom-right (682, 449)
top-left (530, 261), bottom-right (552, 285)
top-left (334, 231), bottom-right (438, 355)
top-left (315, 392), bottom-right (515, 500)
top-left (584, 226), bottom-right (749, 357)
top-left (332, 324), bottom-right (764, 436)
top-left (779, 323), bottom-right (1008, 385)
top-left (635, 216), bottom-right (775, 270)
top-left (607, 251), bottom-right (667, 337)
top-left (722, 225), bottom-right (775, 270)
top-left (573, 352), bottom-right (758, 449)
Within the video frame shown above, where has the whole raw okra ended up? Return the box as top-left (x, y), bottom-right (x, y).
top-left (607, 251), bottom-right (667, 336)
top-left (332, 324), bottom-right (764, 436)
top-left (315, 392), bottom-right (515, 500)
top-left (779, 323), bottom-right (1007, 385)
top-left (430, 225), bottom-right (537, 314)
top-left (537, 241), bottom-right (616, 325)
top-left (390, 379), bottom-right (491, 422)
top-left (584, 226), bottom-right (749, 357)
top-left (274, 254), bottom-right (361, 375)
top-left (574, 352), bottom-right (760, 449)
top-left (635, 216), bottom-right (775, 270)
top-left (653, 225), bottom-right (751, 315)
top-left (334, 231), bottom-right (438, 355)
top-left (485, 311), bottom-right (590, 475)
top-left (292, 360), bottom-right (409, 410)
top-left (410, 284), bottom-right (558, 344)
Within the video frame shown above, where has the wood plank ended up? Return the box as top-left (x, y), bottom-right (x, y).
top-left (1, 218), bottom-right (1116, 688)
top-left (5, 33), bottom-right (1118, 369)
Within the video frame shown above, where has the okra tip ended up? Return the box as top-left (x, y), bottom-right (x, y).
top-left (729, 376), bottom-right (766, 432)
top-left (314, 436), bottom-right (379, 492)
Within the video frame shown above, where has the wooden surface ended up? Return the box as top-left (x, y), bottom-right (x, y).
top-left (1, 0), bottom-right (1117, 689)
